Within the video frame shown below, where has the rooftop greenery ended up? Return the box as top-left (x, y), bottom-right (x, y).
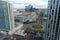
top-left (32, 25), bottom-right (43, 29)
top-left (23, 21), bottom-right (36, 24)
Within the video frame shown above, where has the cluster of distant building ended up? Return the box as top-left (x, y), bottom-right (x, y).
top-left (14, 5), bottom-right (39, 23)
top-left (25, 5), bottom-right (37, 12)
top-left (0, 0), bottom-right (47, 38)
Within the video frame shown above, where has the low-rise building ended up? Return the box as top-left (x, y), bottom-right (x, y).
top-left (15, 12), bottom-right (38, 22)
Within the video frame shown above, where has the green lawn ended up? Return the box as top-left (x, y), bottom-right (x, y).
top-left (32, 25), bottom-right (43, 29)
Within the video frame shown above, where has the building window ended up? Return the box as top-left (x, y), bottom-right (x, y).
top-left (53, 0), bottom-right (55, 4)
top-left (47, 32), bottom-right (49, 36)
top-left (50, 6), bottom-right (52, 10)
top-left (49, 14), bottom-right (51, 19)
top-left (52, 10), bottom-right (54, 15)
top-left (49, 37), bottom-right (50, 40)
top-left (48, 24), bottom-right (50, 28)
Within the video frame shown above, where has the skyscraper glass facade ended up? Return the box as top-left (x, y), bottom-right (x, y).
top-left (0, 1), bottom-right (10, 31)
top-left (46, 0), bottom-right (60, 40)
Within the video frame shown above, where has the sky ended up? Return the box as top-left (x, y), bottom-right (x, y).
top-left (8, 0), bottom-right (48, 8)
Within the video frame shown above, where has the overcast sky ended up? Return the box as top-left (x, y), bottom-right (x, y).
top-left (8, 0), bottom-right (48, 8)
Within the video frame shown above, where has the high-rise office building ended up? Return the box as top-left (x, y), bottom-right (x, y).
top-left (0, 1), bottom-right (15, 32)
top-left (46, 0), bottom-right (60, 40)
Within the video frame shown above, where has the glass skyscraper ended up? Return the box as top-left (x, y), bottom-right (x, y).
top-left (0, 1), bottom-right (14, 32)
top-left (46, 0), bottom-right (60, 40)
